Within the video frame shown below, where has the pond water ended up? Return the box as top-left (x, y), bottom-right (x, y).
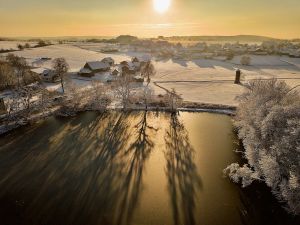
top-left (0, 112), bottom-right (298, 225)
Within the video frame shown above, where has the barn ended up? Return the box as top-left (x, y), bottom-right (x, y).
top-left (79, 61), bottom-right (111, 77)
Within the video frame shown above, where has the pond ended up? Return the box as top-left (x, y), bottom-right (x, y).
top-left (0, 112), bottom-right (297, 225)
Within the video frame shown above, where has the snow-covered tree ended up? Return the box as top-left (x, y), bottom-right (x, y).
top-left (52, 58), bottom-right (69, 94)
top-left (114, 74), bottom-right (134, 110)
top-left (90, 80), bottom-right (111, 110)
top-left (164, 88), bottom-right (183, 112)
top-left (224, 79), bottom-right (300, 215)
top-left (140, 60), bottom-right (156, 110)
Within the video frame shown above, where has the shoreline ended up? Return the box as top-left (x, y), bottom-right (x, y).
top-left (0, 103), bottom-right (236, 136)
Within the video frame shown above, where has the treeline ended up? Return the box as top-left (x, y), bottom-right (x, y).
top-left (163, 35), bottom-right (281, 42)
top-left (0, 40), bottom-right (52, 53)
top-left (224, 79), bottom-right (300, 215)
top-left (86, 35), bottom-right (138, 44)
top-left (0, 54), bottom-right (40, 91)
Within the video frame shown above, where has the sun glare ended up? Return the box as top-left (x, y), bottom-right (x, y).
top-left (153, 0), bottom-right (171, 14)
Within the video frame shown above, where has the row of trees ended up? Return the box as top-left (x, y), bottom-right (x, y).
top-left (224, 79), bottom-right (300, 215)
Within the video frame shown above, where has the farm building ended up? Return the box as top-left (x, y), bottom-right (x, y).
top-left (101, 57), bottom-right (115, 66)
top-left (111, 69), bottom-right (120, 76)
top-left (120, 61), bottom-right (136, 75)
top-left (79, 61), bottom-right (110, 77)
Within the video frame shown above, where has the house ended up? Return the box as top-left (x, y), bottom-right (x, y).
top-left (79, 68), bottom-right (93, 77)
top-left (121, 64), bottom-right (136, 75)
top-left (41, 69), bottom-right (60, 82)
top-left (111, 69), bottom-right (120, 76)
top-left (79, 61), bottom-right (110, 77)
top-left (101, 57), bottom-right (115, 66)
top-left (131, 57), bottom-right (142, 70)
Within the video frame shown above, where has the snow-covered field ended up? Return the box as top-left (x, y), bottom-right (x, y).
top-left (1, 42), bottom-right (300, 106)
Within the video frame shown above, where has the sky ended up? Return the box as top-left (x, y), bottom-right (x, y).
top-left (0, 0), bottom-right (300, 38)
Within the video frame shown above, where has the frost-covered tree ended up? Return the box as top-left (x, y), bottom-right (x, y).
top-left (164, 88), bottom-right (183, 112)
top-left (90, 80), bottom-right (111, 110)
top-left (141, 60), bottom-right (155, 85)
top-left (52, 58), bottom-right (69, 94)
top-left (114, 74), bottom-right (133, 110)
top-left (224, 79), bottom-right (300, 215)
top-left (140, 60), bottom-right (156, 110)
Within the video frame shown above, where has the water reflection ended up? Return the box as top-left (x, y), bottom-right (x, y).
top-left (114, 111), bottom-right (155, 225)
top-left (0, 112), bottom-right (297, 225)
top-left (0, 112), bottom-right (155, 225)
top-left (164, 113), bottom-right (202, 225)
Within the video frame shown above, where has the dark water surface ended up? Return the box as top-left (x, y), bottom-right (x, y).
top-left (0, 112), bottom-right (298, 225)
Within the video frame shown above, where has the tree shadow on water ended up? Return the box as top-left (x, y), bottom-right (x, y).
top-left (164, 113), bottom-right (202, 225)
top-left (0, 111), bottom-right (156, 225)
top-left (115, 111), bottom-right (156, 225)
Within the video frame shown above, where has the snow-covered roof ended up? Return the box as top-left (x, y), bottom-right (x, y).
top-left (94, 73), bottom-right (115, 82)
top-left (86, 61), bottom-right (110, 71)
top-left (101, 57), bottom-right (114, 63)
top-left (80, 68), bottom-right (92, 74)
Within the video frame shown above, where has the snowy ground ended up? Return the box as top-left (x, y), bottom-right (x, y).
top-left (1, 42), bottom-right (300, 106)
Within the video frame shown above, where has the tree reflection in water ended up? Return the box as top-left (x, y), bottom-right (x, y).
top-left (165, 113), bottom-right (202, 225)
top-left (0, 112), bottom-right (155, 225)
top-left (114, 111), bottom-right (155, 225)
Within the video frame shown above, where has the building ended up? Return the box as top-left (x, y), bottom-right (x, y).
top-left (111, 69), bottom-right (120, 76)
top-left (79, 61), bottom-right (110, 77)
top-left (101, 57), bottom-right (115, 66)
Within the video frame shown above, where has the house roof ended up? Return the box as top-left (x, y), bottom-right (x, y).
top-left (86, 61), bottom-right (110, 71)
top-left (102, 57), bottom-right (114, 63)
top-left (80, 68), bottom-right (92, 74)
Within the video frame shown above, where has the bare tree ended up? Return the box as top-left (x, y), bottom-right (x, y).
top-left (140, 60), bottom-right (156, 109)
top-left (164, 88), bottom-right (182, 112)
top-left (52, 58), bottom-right (69, 94)
top-left (141, 60), bottom-right (156, 86)
top-left (137, 85), bottom-right (155, 110)
top-left (114, 74), bottom-right (133, 110)
top-left (90, 80), bottom-right (111, 110)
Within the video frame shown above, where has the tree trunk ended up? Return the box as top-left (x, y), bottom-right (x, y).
top-left (60, 76), bottom-right (64, 94)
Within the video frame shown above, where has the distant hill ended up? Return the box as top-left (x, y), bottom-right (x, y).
top-left (163, 35), bottom-right (283, 43)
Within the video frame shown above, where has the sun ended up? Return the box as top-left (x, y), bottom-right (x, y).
top-left (153, 0), bottom-right (171, 14)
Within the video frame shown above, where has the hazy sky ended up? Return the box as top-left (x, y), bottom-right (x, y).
top-left (0, 0), bottom-right (299, 38)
